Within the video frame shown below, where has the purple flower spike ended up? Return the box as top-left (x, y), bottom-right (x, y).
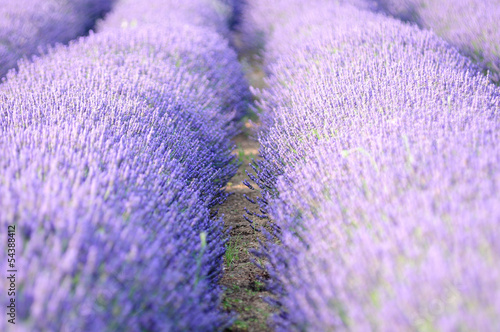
top-left (242, 1), bottom-right (500, 331)
top-left (0, 0), bottom-right (250, 330)
top-left (0, 0), bottom-right (114, 78)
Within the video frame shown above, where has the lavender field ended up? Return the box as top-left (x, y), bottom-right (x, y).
top-left (0, 0), bottom-right (499, 331)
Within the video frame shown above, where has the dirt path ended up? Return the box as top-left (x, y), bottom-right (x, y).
top-left (217, 27), bottom-right (276, 329)
top-left (219, 122), bottom-right (276, 331)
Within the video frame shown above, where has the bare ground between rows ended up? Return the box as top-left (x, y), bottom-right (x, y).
top-left (219, 128), bottom-right (276, 332)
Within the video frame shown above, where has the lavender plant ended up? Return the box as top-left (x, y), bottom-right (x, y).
top-left (99, 0), bottom-right (233, 38)
top-left (243, 1), bottom-right (500, 330)
top-left (0, 0), bottom-right (250, 330)
top-left (99, 0), bottom-right (250, 121)
top-left (373, 0), bottom-right (500, 83)
top-left (0, 0), bottom-right (113, 78)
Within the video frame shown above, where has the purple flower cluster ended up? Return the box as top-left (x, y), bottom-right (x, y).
top-left (0, 0), bottom-right (113, 78)
top-left (98, 0), bottom-right (249, 120)
top-left (373, 0), bottom-right (500, 83)
top-left (99, 0), bottom-right (233, 38)
top-left (0, 0), bottom-right (250, 330)
top-left (243, 1), bottom-right (500, 330)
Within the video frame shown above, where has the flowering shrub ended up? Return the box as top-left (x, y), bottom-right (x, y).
top-left (243, 1), bottom-right (500, 330)
top-left (99, 0), bottom-right (249, 121)
top-left (0, 0), bottom-right (249, 330)
top-left (100, 0), bottom-right (233, 37)
top-left (374, 0), bottom-right (500, 83)
top-left (0, 0), bottom-right (113, 78)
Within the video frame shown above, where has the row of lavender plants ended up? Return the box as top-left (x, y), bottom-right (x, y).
top-left (0, 0), bottom-right (114, 78)
top-left (372, 0), bottom-right (500, 83)
top-left (0, 0), bottom-right (250, 330)
top-left (243, 0), bottom-right (500, 330)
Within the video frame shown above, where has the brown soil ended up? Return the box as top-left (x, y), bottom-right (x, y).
top-left (218, 29), bottom-right (275, 331)
top-left (219, 123), bottom-right (276, 332)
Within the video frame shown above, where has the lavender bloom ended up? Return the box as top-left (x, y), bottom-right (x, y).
top-left (99, 0), bottom-right (232, 37)
top-left (0, 0), bottom-right (249, 330)
top-left (0, 0), bottom-right (113, 78)
top-left (372, 0), bottom-right (500, 83)
top-left (221, 0), bottom-right (246, 29)
top-left (243, 1), bottom-right (500, 330)
top-left (99, 0), bottom-right (250, 120)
